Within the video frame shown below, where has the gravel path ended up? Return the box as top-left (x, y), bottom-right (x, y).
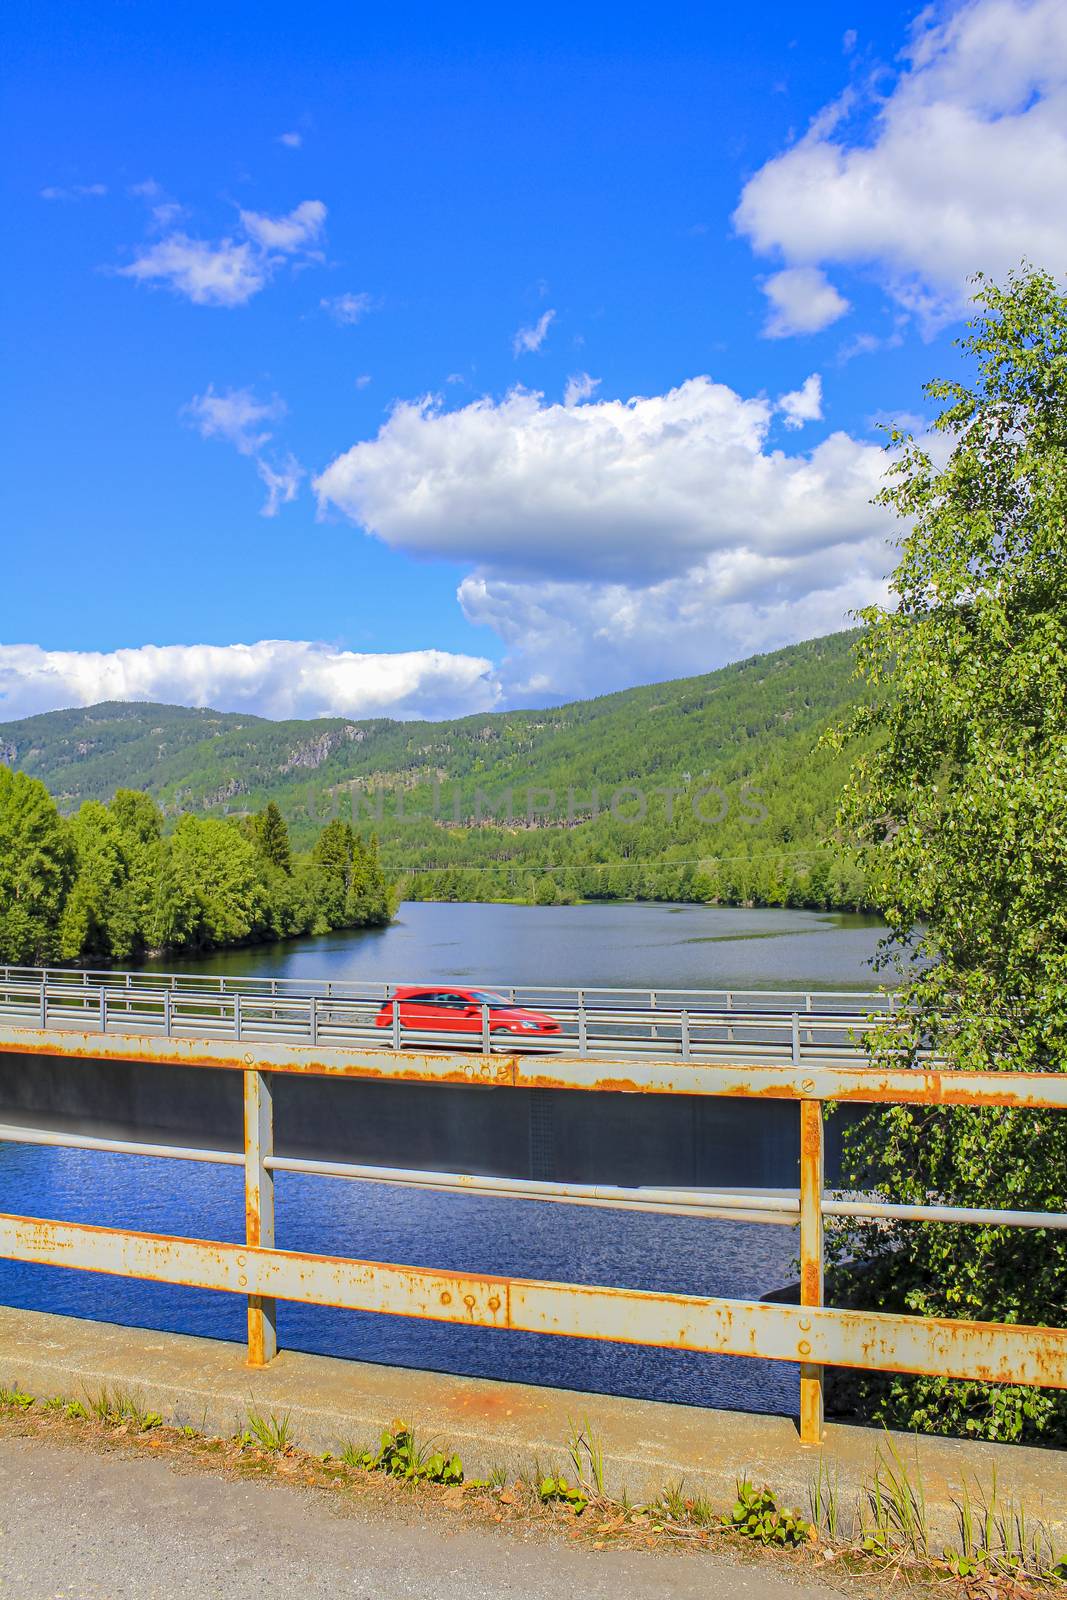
top-left (0, 1434), bottom-right (851, 1600)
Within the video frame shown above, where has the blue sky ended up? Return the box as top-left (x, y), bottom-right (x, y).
top-left (3, 0), bottom-right (1065, 720)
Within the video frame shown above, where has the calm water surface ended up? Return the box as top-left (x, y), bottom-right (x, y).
top-left (3, 903), bottom-right (887, 1420)
top-left (149, 898), bottom-right (890, 993)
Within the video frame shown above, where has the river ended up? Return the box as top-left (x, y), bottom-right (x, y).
top-left (1, 903), bottom-right (888, 1423)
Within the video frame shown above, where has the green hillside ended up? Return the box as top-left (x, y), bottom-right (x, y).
top-left (0, 630), bottom-right (872, 909)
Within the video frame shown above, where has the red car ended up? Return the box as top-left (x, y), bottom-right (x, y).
top-left (375, 986), bottom-right (562, 1043)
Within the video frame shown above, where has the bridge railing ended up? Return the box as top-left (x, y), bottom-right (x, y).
top-left (0, 1014), bottom-right (1064, 1445)
top-left (0, 972), bottom-right (906, 1065)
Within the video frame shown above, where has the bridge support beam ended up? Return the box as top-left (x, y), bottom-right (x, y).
top-left (243, 1068), bottom-right (277, 1366)
top-left (799, 1098), bottom-right (824, 1445)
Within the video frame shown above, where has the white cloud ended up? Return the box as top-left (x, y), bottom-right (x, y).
top-left (459, 555), bottom-right (890, 702)
top-left (777, 373), bottom-right (823, 429)
top-left (278, 131), bottom-right (303, 148)
top-left (119, 199), bottom-right (327, 307)
top-left (321, 291), bottom-right (374, 325)
top-left (182, 385), bottom-right (285, 455)
top-left (238, 199), bottom-right (326, 253)
top-left (313, 372), bottom-right (898, 695)
top-left (314, 376), bottom-right (888, 586)
top-left (736, 0), bottom-right (1067, 331)
top-left (512, 309), bottom-right (555, 355)
top-left (0, 641), bottom-right (500, 722)
top-left (256, 454), bottom-right (304, 517)
top-left (40, 183), bottom-right (107, 200)
top-left (119, 234), bottom-right (268, 307)
top-left (762, 267), bottom-right (850, 337)
top-left (564, 372), bottom-right (600, 406)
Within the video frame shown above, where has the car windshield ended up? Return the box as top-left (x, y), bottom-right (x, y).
top-left (468, 991), bottom-right (518, 1008)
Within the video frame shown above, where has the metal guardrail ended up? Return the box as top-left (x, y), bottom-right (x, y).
top-left (0, 1009), bottom-right (1064, 1445)
top-left (0, 969), bottom-right (902, 1066)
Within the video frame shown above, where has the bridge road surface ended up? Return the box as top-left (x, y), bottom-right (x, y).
top-left (0, 1434), bottom-right (852, 1600)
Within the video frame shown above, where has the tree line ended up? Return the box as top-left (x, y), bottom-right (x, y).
top-left (0, 771), bottom-right (395, 966)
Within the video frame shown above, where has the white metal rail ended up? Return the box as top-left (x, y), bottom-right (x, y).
top-left (0, 970), bottom-right (904, 1066)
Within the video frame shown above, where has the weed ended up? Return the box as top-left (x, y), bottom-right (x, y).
top-left (63, 1400), bottom-right (89, 1421)
top-left (808, 1458), bottom-right (842, 1542)
top-left (565, 1418), bottom-right (605, 1498)
top-left (722, 1479), bottom-right (812, 1547)
top-left (0, 1386), bottom-right (34, 1410)
top-left (344, 1422), bottom-right (464, 1486)
top-left (537, 1475), bottom-right (588, 1513)
top-left (241, 1407), bottom-right (293, 1453)
top-left (85, 1388), bottom-right (163, 1430)
top-left (860, 1435), bottom-right (928, 1560)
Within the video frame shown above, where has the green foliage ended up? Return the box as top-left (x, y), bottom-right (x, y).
top-left (828, 269), bottom-right (1067, 1444)
top-left (344, 1422), bottom-right (464, 1485)
top-left (0, 632), bottom-right (874, 913)
top-left (0, 1386), bottom-right (34, 1409)
top-left (0, 781), bottom-right (394, 966)
top-left (0, 767), bottom-right (73, 962)
top-left (240, 1407), bottom-right (293, 1453)
top-left (537, 1475), bottom-right (588, 1512)
top-left (722, 1479), bottom-right (812, 1546)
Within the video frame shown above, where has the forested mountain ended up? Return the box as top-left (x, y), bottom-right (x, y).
top-left (0, 630), bottom-right (872, 911)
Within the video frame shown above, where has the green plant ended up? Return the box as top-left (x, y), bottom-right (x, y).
top-left (86, 1388), bottom-right (163, 1430)
top-left (860, 1437), bottom-right (928, 1560)
top-left (63, 1400), bottom-right (89, 1420)
top-left (0, 1386), bottom-right (34, 1410)
top-left (722, 1479), bottom-right (812, 1547)
top-left (241, 1407), bottom-right (293, 1453)
top-left (343, 1422), bottom-right (464, 1486)
top-left (537, 1475), bottom-right (588, 1513)
top-left (565, 1418), bottom-right (605, 1498)
top-left (807, 1458), bottom-right (842, 1542)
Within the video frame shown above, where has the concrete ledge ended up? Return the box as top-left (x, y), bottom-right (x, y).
top-left (1, 1305), bottom-right (1063, 1545)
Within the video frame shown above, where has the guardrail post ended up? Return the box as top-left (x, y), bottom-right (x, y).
top-left (578, 991), bottom-right (587, 1054)
top-left (799, 1098), bottom-right (825, 1445)
top-left (243, 1067), bottom-right (277, 1366)
top-left (234, 992), bottom-right (243, 1042)
top-left (680, 1008), bottom-right (691, 1061)
top-left (39, 981), bottom-right (46, 1029)
top-left (99, 988), bottom-right (107, 1034)
top-left (310, 996), bottom-right (318, 1046)
top-left (391, 998), bottom-right (401, 1051)
top-left (163, 989), bottom-right (172, 1036)
top-left (792, 1011), bottom-right (801, 1066)
top-left (481, 1002), bottom-right (491, 1054)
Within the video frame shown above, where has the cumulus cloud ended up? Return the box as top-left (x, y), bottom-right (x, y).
top-left (321, 291), bottom-right (374, 325)
top-left (119, 199), bottom-right (327, 307)
top-left (512, 309), bottom-right (555, 355)
top-left (314, 376), bottom-right (888, 585)
top-left (777, 373), bottom-right (823, 429)
top-left (0, 641), bottom-right (500, 722)
top-left (762, 267), bottom-right (850, 337)
top-left (459, 554), bottom-right (890, 702)
top-left (735, 0), bottom-right (1067, 331)
top-left (313, 372), bottom-right (898, 696)
top-left (182, 385), bottom-right (285, 455)
top-left (238, 199), bottom-right (326, 253)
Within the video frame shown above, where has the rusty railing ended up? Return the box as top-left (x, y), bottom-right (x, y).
top-left (0, 1015), bottom-right (1064, 1445)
